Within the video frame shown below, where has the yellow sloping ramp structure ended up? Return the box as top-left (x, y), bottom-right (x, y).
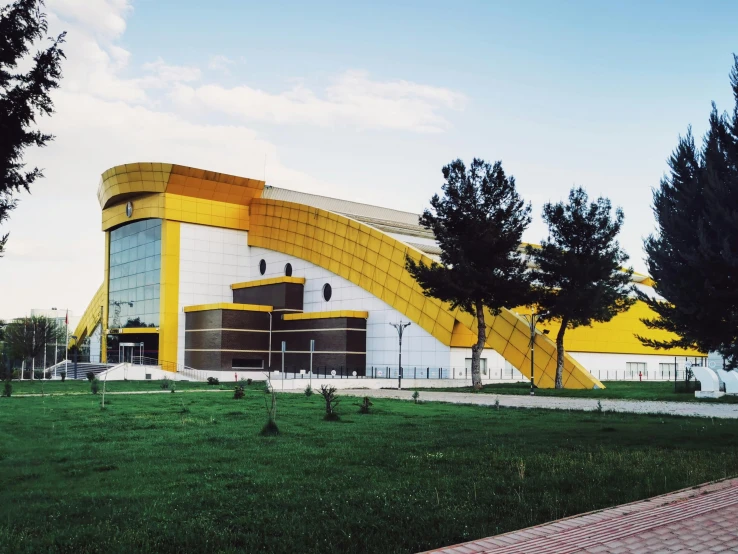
top-left (248, 198), bottom-right (603, 389)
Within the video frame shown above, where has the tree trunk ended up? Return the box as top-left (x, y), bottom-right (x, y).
top-left (471, 300), bottom-right (486, 390)
top-left (555, 317), bottom-right (569, 389)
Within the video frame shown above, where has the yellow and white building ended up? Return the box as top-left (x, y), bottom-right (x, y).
top-left (73, 163), bottom-right (702, 388)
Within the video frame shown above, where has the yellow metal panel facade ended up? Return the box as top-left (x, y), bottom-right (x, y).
top-left (183, 303), bottom-right (274, 313)
top-left (159, 220), bottom-right (180, 371)
top-left (283, 311), bottom-right (369, 321)
top-left (230, 276), bottom-right (306, 290)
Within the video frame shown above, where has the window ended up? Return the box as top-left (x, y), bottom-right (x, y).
top-left (259, 259), bottom-right (266, 275)
top-left (465, 358), bottom-right (488, 376)
top-left (284, 263), bottom-right (292, 277)
top-left (626, 362), bottom-right (647, 375)
top-left (322, 283), bottom-right (332, 301)
top-left (659, 363), bottom-right (677, 374)
top-left (233, 358), bottom-right (264, 369)
top-left (108, 219), bottom-right (161, 328)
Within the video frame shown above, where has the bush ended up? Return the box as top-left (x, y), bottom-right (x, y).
top-left (358, 396), bottom-right (372, 414)
top-left (44, 370), bottom-right (51, 380)
top-left (91, 378), bottom-right (100, 394)
top-left (246, 378), bottom-right (253, 386)
top-left (304, 384), bottom-right (313, 397)
top-left (207, 377), bottom-right (220, 385)
top-left (11, 370), bottom-right (19, 380)
top-left (33, 370), bottom-right (43, 380)
top-left (260, 419), bottom-right (280, 436)
top-left (234, 385), bottom-right (245, 400)
top-left (412, 391), bottom-right (420, 404)
top-left (86, 371), bottom-right (95, 382)
top-left (318, 385), bottom-right (340, 421)
top-left (3, 380), bottom-right (11, 398)
top-left (161, 378), bottom-right (171, 390)
top-left (59, 371), bottom-right (66, 382)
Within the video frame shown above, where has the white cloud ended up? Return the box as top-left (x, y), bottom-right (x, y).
top-left (171, 70), bottom-right (467, 133)
top-left (208, 54), bottom-right (236, 73)
top-left (142, 57), bottom-right (201, 85)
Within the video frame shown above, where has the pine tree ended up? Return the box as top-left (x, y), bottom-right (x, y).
top-left (406, 158), bottom-right (533, 390)
top-left (0, 0), bottom-right (65, 255)
top-left (641, 56), bottom-right (738, 365)
top-left (528, 187), bottom-right (634, 388)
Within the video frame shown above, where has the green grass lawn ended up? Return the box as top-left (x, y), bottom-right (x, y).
top-left (1, 385), bottom-right (737, 553)
top-left (413, 380), bottom-right (738, 403)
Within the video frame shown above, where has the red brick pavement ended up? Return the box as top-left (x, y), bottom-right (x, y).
top-left (422, 478), bottom-right (738, 553)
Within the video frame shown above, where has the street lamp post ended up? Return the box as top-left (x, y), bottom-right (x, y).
top-left (71, 335), bottom-right (78, 380)
top-left (389, 321), bottom-right (411, 390)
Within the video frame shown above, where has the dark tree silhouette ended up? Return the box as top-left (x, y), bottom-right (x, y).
top-left (641, 55), bottom-right (738, 366)
top-left (0, 0), bottom-right (65, 255)
top-left (528, 187), bottom-right (634, 388)
top-left (407, 158), bottom-right (533, 389)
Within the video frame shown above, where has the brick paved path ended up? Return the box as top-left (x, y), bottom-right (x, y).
top-left (420, 478), bottom-right (738, 553)
top-left (338, 389), bottom-right (738, 419)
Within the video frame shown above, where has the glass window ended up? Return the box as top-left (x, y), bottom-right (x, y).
top-left (108, 219), bottom-right (162, 329)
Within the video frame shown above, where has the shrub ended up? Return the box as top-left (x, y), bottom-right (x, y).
top-left (3, 380), bottom-right (11, 398)
top-left (44, 370), bottom-right (51, 380)
top-left (412, 391), bottom-right (420, 404)
top-left (318, 385), bottom-right (340, 421)
top-left (59, 371), bottom-right (66, 382)
top-left (207, 377), bottom-right (220, 385)
top-left (91, 378), bottom-right (100, 395)
top-left (33, 370), bottom-right (43, 380)
top-left (494, 398), bottom-right (500, 410)
top-left (161, 378), bottom-right (171, 390)
top-left (304, 384), bottom-right (313, 397)
top-left (358, 396), bottom-right (372, 414)
top-left (246, 378), bottom-right (253, 386)
top-left (86, 372), bottom-right (95, 382)
top-left (234, 385), bottom-right (245, 400)
top-left (11, 370), bottom-right (19, 380)
top-left (260, 374), bottom-right (279, 436)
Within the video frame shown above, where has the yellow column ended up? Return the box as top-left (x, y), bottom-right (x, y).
top-left (101, 231), bottom-right (110, 363)
top-left (159, 220), bottom-right (181, 371)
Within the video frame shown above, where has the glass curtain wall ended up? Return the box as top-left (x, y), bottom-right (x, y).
top-left (108, 219), bottom-right (162, 328)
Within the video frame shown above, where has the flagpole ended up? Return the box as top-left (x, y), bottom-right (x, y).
top-left (65, 310), bottom-right (69, 374)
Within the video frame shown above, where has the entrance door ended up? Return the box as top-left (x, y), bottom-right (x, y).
top-left (119, 342), bottom-right (136, 363)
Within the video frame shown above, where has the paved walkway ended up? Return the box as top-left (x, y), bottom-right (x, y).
top-left (337, 389), bottom-right (738, 419)
top-left (421, 478), bottom-right (738, 553)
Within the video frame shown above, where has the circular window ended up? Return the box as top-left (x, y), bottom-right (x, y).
top-left (259, 259), bottom-right (266, 275)
top-left (284, 263), bottom-right (293, 277)
top-left (322, 283), bottom-right (332, 301)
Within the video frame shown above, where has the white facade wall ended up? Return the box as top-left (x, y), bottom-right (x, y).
top-left (177, 224), bottom-right (251, 367)
top-left (175, 223), bottom-right (452, 370)
top-left (569, 352), bottom-right (706, 381)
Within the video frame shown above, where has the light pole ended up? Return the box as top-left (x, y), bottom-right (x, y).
top-left (522, 311), bottom-right (548, 395)
top-left (70, 335), bottom-right (78, 380)
top-left (389, 321), bottom-right (411, 390)
top-left (51, 307), bottom-right (58, 376)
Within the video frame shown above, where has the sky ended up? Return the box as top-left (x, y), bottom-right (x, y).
top-left (1, 0), bottom-right (737, 320)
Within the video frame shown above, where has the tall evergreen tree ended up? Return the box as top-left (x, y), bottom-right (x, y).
top-left (641, 56), bottom-right (738, 365)
top-left (0, 0), bottom-right (65, 255)
top-left (406, 158), bottom-right (533, 389)
top-left (527, 187), bottom-right (634, 388)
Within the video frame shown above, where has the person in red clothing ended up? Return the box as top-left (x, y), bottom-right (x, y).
top-left (639, 371), bottom-right (643, 382)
